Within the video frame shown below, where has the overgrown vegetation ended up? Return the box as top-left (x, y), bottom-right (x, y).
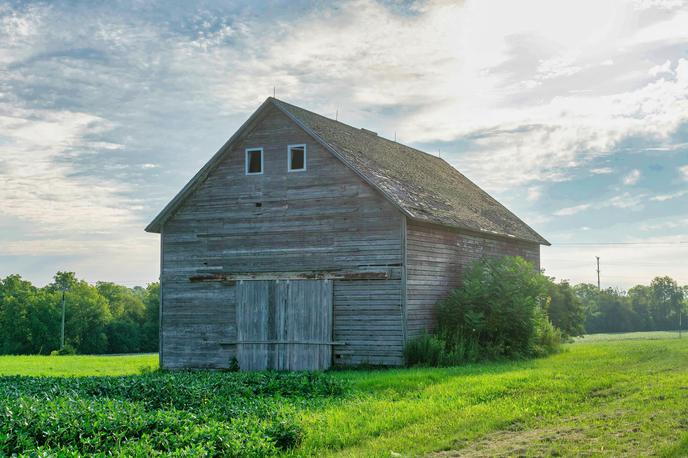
top-left (405, 257), bottom-right (567, 366)
top-left (404, 256), bottom-right (687, 367)
top-left (0, 371), bottom-right (347, 456)
top-left (0, 272), bottom-right (158, 355)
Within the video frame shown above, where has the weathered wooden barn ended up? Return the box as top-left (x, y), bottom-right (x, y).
top-left (146, 97), bottom-right (549, 370)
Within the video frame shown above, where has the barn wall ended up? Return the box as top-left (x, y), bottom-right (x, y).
top-left (161, 106), bottom-right (405, 369)
top-left (405, 219), bottom-right (541, 338)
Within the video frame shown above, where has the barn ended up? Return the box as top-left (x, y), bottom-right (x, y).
top-left (146, 97), bottom-right (549, 370)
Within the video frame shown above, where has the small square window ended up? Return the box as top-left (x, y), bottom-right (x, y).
top-left (245, 148), bottom-right (263, 175)
top-left (288, 144), bottom-right (306, 172)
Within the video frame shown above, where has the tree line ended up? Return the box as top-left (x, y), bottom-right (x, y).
top-left (574, 276), bottom-right (687, 334)
top-left (0, 268), bottom-right (686, 356)
top-left (0, 272), bottom-right (158, 355)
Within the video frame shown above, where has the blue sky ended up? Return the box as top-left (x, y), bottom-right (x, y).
top-left (0, 0), bottom-right (687, 288)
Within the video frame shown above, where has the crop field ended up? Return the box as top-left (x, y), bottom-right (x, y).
top-left (1, 333), bottom-right (687, 456)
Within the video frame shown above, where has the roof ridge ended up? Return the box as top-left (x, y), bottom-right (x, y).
top-left (271, 97), bottom-right (447, 163)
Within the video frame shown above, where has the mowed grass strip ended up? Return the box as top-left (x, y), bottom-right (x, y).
top-left (0, 353), bottom-right (158, 376)
top-left (297, 337), bottom-right (688, 456)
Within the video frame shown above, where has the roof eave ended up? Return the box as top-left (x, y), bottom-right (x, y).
top-left (409, 216), bottom-right (550, 246)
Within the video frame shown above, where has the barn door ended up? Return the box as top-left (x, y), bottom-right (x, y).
top-left (236, 280), bottom-right (271, 371)
top-left (236, 279), bottom-right (333, 371)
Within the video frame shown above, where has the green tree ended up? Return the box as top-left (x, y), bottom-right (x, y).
top-left (0, 275), bottom-right (35, 354)
top-left (140, 282), bottom-right (160, 352)
top-left (25, 289), bottom-right (61, 354)
top-left (650, 276), bottom-right (684, 330)
top-left (627, 285), bottom-right (653, 331)
top-left (97, 282), bottom-right (146, 353)
top-left (544, 279), bottom-right (585, 338)
top-left (51, 274), bottom-right (111, 354)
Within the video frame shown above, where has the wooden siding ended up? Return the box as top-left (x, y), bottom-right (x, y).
top-left (161, 106), bottom-right (404, 369)
top-left (405, 219), bottom-right (541, 338)
top-left (333, 279), bottom-right (404, 366)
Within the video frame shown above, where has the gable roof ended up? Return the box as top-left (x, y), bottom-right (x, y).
top-left (146, 97), bottom-right (549, 246)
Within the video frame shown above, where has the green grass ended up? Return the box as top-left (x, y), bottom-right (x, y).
top-left (301, 336), bottom-right (688, 456)
top-left (1, 333), bottom-right (687, 456)
top-left (0, 353), bottom-right (158, 376)
top-left (576, 330), bottom-right (685, 342)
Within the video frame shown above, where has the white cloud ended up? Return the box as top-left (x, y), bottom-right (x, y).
top-left (640, 218), bottom-right (688, 231)
top-left (554, 204), bottom-right (591, 216)
top-left (608, 192), bottom-right (646, 210)
top-left (680, 164), bottom-right (688, 180)
top-left (650, 190), bottom-right (688, 201)
top-left (527, 186), bottom-right (542, 202)
top-left (591, 167), bottom-right (614, 175)
top-left (649, 59), bottom-right (673, 76)
top-left (0, 104), bottom-right (143, 254)
top-left (623, 169), bottom-right (641, 185)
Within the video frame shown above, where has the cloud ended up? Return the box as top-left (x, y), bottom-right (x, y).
top-left (554, 204), bottom-right (591, 216)
top-left (650, 190), bottom-right (688, 201)
top-left (640, 218), bottom-right (688, 231)
top-left (623, 169), bottom-right (641, 185)
top-left (1, 0), bottom-right (687, 288)
top-left (0, 105), bottom-right (134, 233)
top-left (527, 186), bottom-right (542, 202)
top-left (553, 191), bottom-right (647, 217)
top-left (608, 192), bottom-right (646, 210)
top-left (680, 164), bottom-right (688, 180)
top-left (591, 167), bottom-right (614, 175)
top-left (649, 59), bottom-right (673, 76)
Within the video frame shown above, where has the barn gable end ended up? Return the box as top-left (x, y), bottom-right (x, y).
top-left (159, 105), bottom-right (406, 369)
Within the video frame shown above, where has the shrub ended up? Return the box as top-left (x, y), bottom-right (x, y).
top-left (406, 256), bottom-right (562, 367)
top-left (49, 344), bottom-right (76, 356)
top-left (532, 306), bottom-right (563, 357)
top-left (437, 256), bottom-right (549, 360)
top-left (404, 333), bottom-right (444, 367)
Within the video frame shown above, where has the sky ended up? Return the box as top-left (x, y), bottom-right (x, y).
top-left (0, 0), bottom-right (687, 289)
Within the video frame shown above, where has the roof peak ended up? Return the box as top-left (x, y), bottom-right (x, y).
top-left (147, 97), bottom-right (549, 245)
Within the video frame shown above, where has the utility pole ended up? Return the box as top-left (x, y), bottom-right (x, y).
top-left (60, 289), bottom-right (66, 350)
top-left (596, 256), bottom-right (601, 290)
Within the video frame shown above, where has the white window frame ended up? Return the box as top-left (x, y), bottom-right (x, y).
top-left (245, 147), bottom-right (264, 175)
top-left (287, 144), bottom-right (307, 172)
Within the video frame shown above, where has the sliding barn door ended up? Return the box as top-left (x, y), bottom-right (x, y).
top-left (236, 279), bottom-right (333, 371)
top-left (236, 280), bottom-right (271, 371)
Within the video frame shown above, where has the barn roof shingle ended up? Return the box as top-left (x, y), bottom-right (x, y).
top-left (146, 97), bottom-right (549, 245)
top-left (272, 99), bottom-right (549, 245)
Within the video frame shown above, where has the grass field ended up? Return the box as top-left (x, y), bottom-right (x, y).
top-left (0, 353), bottom-right (158, 376)
top-left (1, 333), bottom-right (687, 456)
